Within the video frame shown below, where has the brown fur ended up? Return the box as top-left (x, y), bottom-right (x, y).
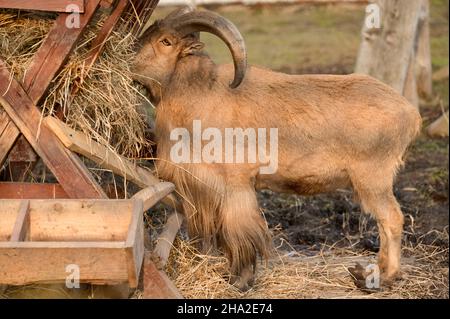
top-left (132, 12), bottom-right (422, 290)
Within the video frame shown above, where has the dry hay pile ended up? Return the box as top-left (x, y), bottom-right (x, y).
top-left (0, 10), bottom-right (151, 159)
top-left (1, 230), bottom-right (447, 299)
top-left (158, 231), bottom-right (448, 299)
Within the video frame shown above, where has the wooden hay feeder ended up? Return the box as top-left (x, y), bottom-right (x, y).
top-left (0, 199), bottom-right (145, 287)
top-left (0, 0), bottom-right (183, 298)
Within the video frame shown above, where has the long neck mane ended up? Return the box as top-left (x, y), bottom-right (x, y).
top-left (165, 54), bottom-right (218, 95)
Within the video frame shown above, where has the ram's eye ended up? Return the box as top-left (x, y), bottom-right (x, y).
top-left (161, 39), bottom-right (171, 46)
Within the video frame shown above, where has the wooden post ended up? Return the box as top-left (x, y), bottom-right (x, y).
top-left (0, 0), bottom-right (85, 13)
top-left (153, 212), bottom-right (185, 269)
top-left (0, 61), bottom-right (106, 199)
top-left (143, 252), bottom-right (183, 299)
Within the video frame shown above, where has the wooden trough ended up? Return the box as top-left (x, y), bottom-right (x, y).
top-left (0, 0), bottom-right (184, 298)
top-left (0, 199), bottom-right (145, 287)
top-left (0, 181), bottom-right (178, 296)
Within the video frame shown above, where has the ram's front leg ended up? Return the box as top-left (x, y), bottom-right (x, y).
top-left (218, 181), bottom-right (272, 291)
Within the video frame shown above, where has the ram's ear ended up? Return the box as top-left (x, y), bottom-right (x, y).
top-left (180, 41), bottom-right (205, 57)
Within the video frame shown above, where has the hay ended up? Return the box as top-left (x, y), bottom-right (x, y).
top-left (0, 10), bottom-right (151, 158)
top-left (162, 230), bottom-right (449, 299)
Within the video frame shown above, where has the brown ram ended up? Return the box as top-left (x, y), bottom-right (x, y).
top-left (132, 8), bottom-right (422, 290)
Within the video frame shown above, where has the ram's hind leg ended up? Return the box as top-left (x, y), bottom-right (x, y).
top-left (350, 163), bottom-right (404, 286)
top-left (219, 183), bottom-right (272, 291)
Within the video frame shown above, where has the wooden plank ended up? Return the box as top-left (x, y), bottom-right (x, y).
top-left (0, 200), bottom-right (21, 241)
top-left (125, 200), bottom-right (144, 288)
top-left (0, 114), bottom-right (20, 167)
top-left (143, 252), bottom-right (183, 299)
top-left (0, 182), bottom-right (68, 199)
top-left (0, 199), bottom-right (133, 241)
top-left (0, 0), bottom-right (85, 13)
top-left (22, 0), bottom-right (101, 105)
top-left (153, 212), bottom-right (184, 269)
top-left (0, 244), bottom-right (128, 286)
top-left (100, 0), bottom-right (115, 8)
top-left (128, 0), bottom-right (159, 37)
top-left (72, 0), bottom-right (129, 95)
top-left (10, 200), bottom-right (30, 242)
top-left (44, 116), bottom-right (168, 190)
top-left (131, 182), bottom-right (175, 211)
top-left (85, 0), bottom-right (128, 69)
top-left (0, 111), bottom-right (9, 134)
top-left (26, 199), bottom-right (133, 241)
top-left (0, 61), bottom-right (107, 199)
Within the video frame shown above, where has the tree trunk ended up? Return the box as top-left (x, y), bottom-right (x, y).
top-left (415, 0), bottom-right (433, 99)
top-left (404, 50), bottom-right (419, 107)
top-left (355, 0), bottom-right (428, 107)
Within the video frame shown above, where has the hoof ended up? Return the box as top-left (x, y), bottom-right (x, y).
top-left (348, 262), bottom-right (401, 292)
top-left (232, 280), bottom-right (250, 292)
top-left (348, 262), bottom-right (381, 292)
top-left (229, 274), bottom-right (254, 292)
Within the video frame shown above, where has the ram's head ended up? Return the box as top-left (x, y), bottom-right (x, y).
top-left (131, 8), bottom-right (247, 92)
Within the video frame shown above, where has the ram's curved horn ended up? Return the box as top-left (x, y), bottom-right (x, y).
top-left (163, 7), bottom-right (194, 22)
top-left (171, 10), bottom-right (247, 89)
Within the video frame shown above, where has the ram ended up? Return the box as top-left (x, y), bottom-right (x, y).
top-left (132, 8), bottom-right (422, 291)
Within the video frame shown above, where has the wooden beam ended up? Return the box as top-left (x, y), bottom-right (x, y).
top-left (22, 0), bottom-right (101, 106)
top-left (125, 200), bottom-right (145, 288)
top-left (0, 61), bottom-right (106, 199)
top-left (128, 0), bottom-right (160, 37)
top-left (100, 0), bottom-right (115, 8)
top-left (131, 182), bottom-right (175, 211)
top-left (153, 212), bottom-right (184, 269)
top-left (87, 0), bottom-right (128, 68)
top-left (10, 200), bottom-right (30, 242)
top-left (0, 182), bottom-right (69, 199)
top-left (0, 242), bottom-right (128, 286)
top-left (0, 113), bottom-right (20, 166)
top-left (44, 116), bottom-right (158, 188)
top-left (143, 252), bottom-right (183, 299)
top-left (44, 116), bottom-right (180, 207)
top-left (72, 0), bottom-right (129, 94)
top-left (0, 112), bottom-right (9, 133)
top-left (0, 0), bottom-right (84, 13)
